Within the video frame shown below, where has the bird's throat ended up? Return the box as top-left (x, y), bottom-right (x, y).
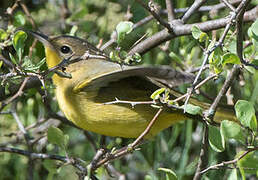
top-left (45, 47), bottom-right (61, 68)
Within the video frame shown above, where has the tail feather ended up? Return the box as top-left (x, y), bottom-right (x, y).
top-left (169, 89), bottom-right (237, 123)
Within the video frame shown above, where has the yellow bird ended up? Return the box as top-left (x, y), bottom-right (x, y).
top-left (28, 31), bottom-right (236, 138)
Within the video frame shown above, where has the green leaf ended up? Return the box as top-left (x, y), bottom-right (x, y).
top-left (116, 21), bottom-right (133, 45)
top-left (47, 126), bottom-right (69, 149)
top-left (191, 26), bottom-right (208, 43)
top-left (191, 26), bottom-right (202, 40)
top-left (69, 25), bottom-right (78, 36)
top-left (253, 38), bottom-right (258, 52)
top-left (120, 50), bottom-right (127, 59)
top-left (35, 57), bottom-right (46, 69)
top-left (13, 30), bottom-right (27, 60)
top-left (144, 175), bottom-right (152, 180)
top-left (199, 32), bottom-right (209, 43)
top-left (222, 53), bottom-right (241, 67)
top-left (150, 88), bottom-right (165, 100)
top-left (220, 120), bottom-right (245, 144)
top-left (228, 169), bottom-right (238, 180)
top-left (208, 125), bottom-right (225, 152)
top-left (245, 59), bottom-right (258, 73)
top-left (235, 100), bottom-right (257, 131)
top-left (23, 57), bottom-right (46, 71)
top-left (225, 39), bottom-right (237, 54)
top-left (209, 47), bottom-right (223, 74)
top-left (251, 0), bottom-right (258, 5)
top-left (184, 104), bottom-right (203, 115)
top-left (43, 160), bottom-right (58, 174)
top-left (244, 65), bottom-right (256, 74)
top-left (207, 39), bottom-right (216, 51)
top-left (169, 51), bottom-right (183, 64)
top-left (0, 61), bottom-right (3, 69)
top-left (0, 29), bottom-right (8, 40)
top-left (109, 51), bottom-right (115, 60)
top-left (237, 151), bottom-right (258, 177)
top-left (248, 19), bottom-right (258, 52)
top-left (132, 53), bottom-right (141, 63)
top-left (68, 8), bottom-right (88, 21)
top-left (116, 21), bottom-right (133, 34)
top-left (251, 59), bottom-right (258, 66)
top-left (9, 52), bottom-right (17, 65)
top-left (158, 168), bottom-right (178, 180)
top-left (14, 11), bottom-right (26, 26)
top-left (250, 19), bottom-right (258, 41)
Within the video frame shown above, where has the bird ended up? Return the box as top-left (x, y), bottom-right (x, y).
top-left (27, 30), bottom-right (236, 138)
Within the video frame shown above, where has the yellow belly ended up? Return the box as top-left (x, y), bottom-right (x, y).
top-left (55, 86), bottom-right (188, 138)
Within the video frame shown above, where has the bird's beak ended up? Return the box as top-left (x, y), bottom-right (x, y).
top-left (25, 30), bottom-right (54, 49)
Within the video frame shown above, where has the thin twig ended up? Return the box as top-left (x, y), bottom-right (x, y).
top-left (221, 0), bottom-right (236, 11)
top-left (19, 1), bottom-right (38, 29)
top-left (0, 77), bottom-right (29, 111)
top-left (181, 0), bottom-right (207, 23)
top-left (128, 5), bottom-right (257, 56)
top-left (135, 0), bottom-right (174, 34)
top-left (131, 108), bottom-right (163, 147)
top-left (0, 146), bottom-right (87, 172)
top-left (11, 100), bottom-right (34, 180)
top-left (204, 0), bottom-right (251, 120)
top-left (102, 98), bottom-right (154, 107)
top-left (101, 1), bottom-right (242, 50)
top-left (205, 65), bottom-right (240, 120)
top-left (166, 0), bottom-right (175, 22)
top-left (200, 147), bottom-right (258, 174)
top-left (193, 123), bottom-right (209, 180)
top-left (173, 73), bottom-right (218, 102)
top-left (184, 0), bottom-right (253, 111)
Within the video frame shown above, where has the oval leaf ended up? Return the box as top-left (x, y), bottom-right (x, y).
top-left (47, 126), bottom-right (68, 149)
top-left (184, 104), bottom-right (203, 115)
top-left (14, 11), bottom-right (26, 26)
top-left (228, 169), bottom-right (238, 180)
top-left (158, 168), bottom-right (178, 180)
top-left (43, 159), bottom-right (58, 174)
top-left (235, 100), bottom-right (257, 131)
top-left (191, 26), bottom-right (202, 40)
top-left (222, 53), bottom-right (240, 67)
top-left (151, 88), bottom-right (165, 100)
top-left (13, 30), bottom-right (27, 60)
top-left (116, 21), bottom-right (133, 34)
top-left (220, 120), bottom-right (245, 144)
top-left (199, 32), bottom-right (208, 42)
top-left (208, 125), bottom-right (225, 152)
top-left (116, 21), bottom-right (133, 44)
top-left (237, 151), bottom-right (258, 177)
top-left (250, 19), bottom-right (258, 40)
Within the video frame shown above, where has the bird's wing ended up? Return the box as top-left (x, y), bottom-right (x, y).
top-left (73, 65), bottom-right (194, 93)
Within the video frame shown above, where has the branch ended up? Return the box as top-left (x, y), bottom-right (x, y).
top-left (193, 124), bottom-right (209, 180)
top-left (204, 0), bottom-right (251, 120)
top-left (181, 0), bottom-right (207, 23)
top-left (102, 98), bottom-right (154, 107)
top-left (166, 0), bottom-right (175, 22)
top-left (184, 0), bottom-right (253, 110)
top-left (128, 6), bottom-right (258, 56)
top-left (101, 1), bottom-right (242, 50)
top-left (0, 77), bottom-right (29, 111)
top-left (205, 65), bottom-right (240, 120)
top-left (200, 147), bottom-right (258, 174)
top-left (0, 146), bottom-right (87, 172)
top-left (135, 0), bottom-right (173, 33)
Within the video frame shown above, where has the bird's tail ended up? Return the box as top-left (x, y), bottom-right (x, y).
top-left (169, 89), bottom-right (237, 123)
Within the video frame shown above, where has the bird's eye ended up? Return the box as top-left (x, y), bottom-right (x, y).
top-left (60, 45), bottom-right (71, 54)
